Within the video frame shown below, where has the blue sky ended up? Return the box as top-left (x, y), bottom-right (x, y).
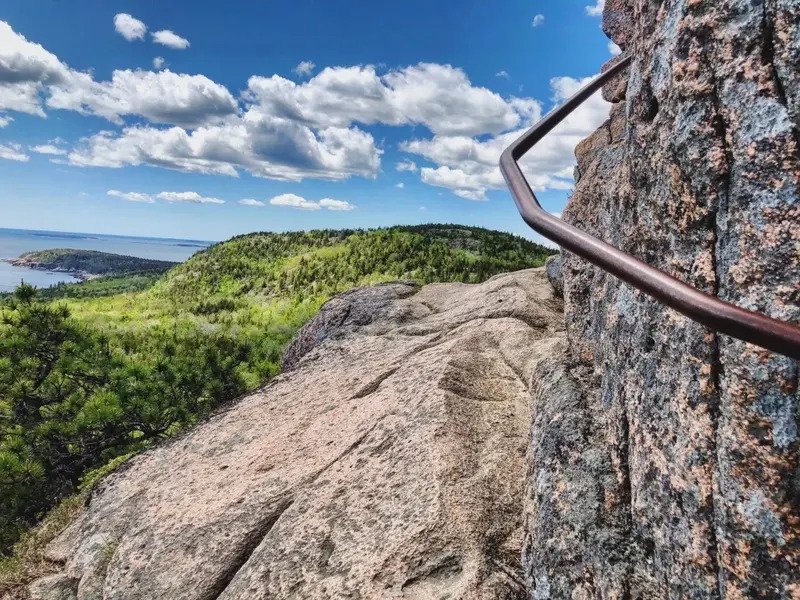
top-left (0, 0), bottom-right (615, 242)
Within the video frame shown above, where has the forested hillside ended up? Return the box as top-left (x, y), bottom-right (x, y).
top-left (0, 225), bottom-right (553, 564)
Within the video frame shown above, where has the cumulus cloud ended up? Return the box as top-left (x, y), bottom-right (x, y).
top-left (114, 14), bottom-right (147, 42)
top-left (495, 70), bottom-right (510, 79)
top-left (0, 21), bottom-right (74, 116)
top-left (31, 143), bottom-right (66, 155)
top-left (293, 61), bottom-right (315, 77)
top-left (269, 193), bottom-right (321, 210)
top-left (395, 160), bottom-right (417, 172)
top-left (319, 198), bottom-right (355, 211)
top-left (401, 75), bottom-right (609, 200)
top-left (532, 14), bottom-right (545, 27)
top-left (586, 0), bottom-right (605, 16)
top-left (0, 142), bottom-right (28, 162)
top-left (269, 193), bottom-right (355, 211)
top-left (106, 189), bottom-right (223, 204)
top-left (395, 182), bottom-right (404, 189)
top-left (153, 56), bottom-right (165, 70)
top-left (48, 69), bottom-right (239, 128)
top-left (0, 114), bottom-right (12, 127)
top-left (239, 198), bottom-right (264, 206)
top-left (0, 22), bottom-right (234, 128)
top-left (152, 30), bottom-right (190, 50)
top-left (609, 42), bottom-right (622, 56)
top-left (156, 191), bottom-right (224, 204)
top-left (245, 62), bottom-right (526, 136)
top-left (0, 20), bottom-right (607, 195)
top-left (67, 119), bottom-right (380, 181)
top-left (107, 189), bottom-right (155, 203)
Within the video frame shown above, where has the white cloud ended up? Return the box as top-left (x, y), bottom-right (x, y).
top-left (48, 69), bottom-right (239, 128)
top-left (107, 189), bottom-right (155, 203)
top-left (153, 56), bottom-right (165, 70)
top-left (30, 143), bottom-right (66, 155)
top-left (114, 14), bottom-right (147, 42)
top-left (319, 198), bottom-right (355, 211)
top-left (395, 182), bottom-right (404, 188)
top-left (495, 70), bottom-right (510, 79)
top-left (156, 191), bottom-right (224, 204)
top-left (608, 42), bottom-right (622, 56)
top-left (0, 114), bottom-right (12, 127)
top-left (0, 21), bottom-right (74, 116)
top-left (401, 75), bottom-right (609, 200)
top-left (395, 160), bottom-right (417, 172)
top-left (586, 0), bottom-right (605, 16)
top-left (152, 30), bottom-right (190, 50)
top-left (418, 206), bottom-right (427, 211)
top-left (245, 62), bottom-right (527, 136)
top-left (269, 193), bottom-right (321, 210)
top-left (293, 61), bottom-right (315, 77)
top-left (532, 14), bottom-right (545, 27)
top-left (106, 189), bottom-right (224, 204)
top-left (67, 119), bottom-right (381, 181)
top-left (0, 142), bottom-right (29, 162)
top-left (0, 20), bottom-right (608, 197)
top-left (0, 22), bottom-right (234, 128)
top-left (239, 198), bottom-right (265, 206)
top-left (269, 193), bottom-right (354, 211)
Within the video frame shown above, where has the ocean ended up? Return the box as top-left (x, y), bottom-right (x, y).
top-left (0, 228), bottom-right (211, 292)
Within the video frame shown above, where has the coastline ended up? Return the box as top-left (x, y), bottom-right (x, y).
top-left (4, 258), bottom-right (97, 282)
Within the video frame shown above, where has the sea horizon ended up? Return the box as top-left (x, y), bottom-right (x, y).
top-left (0, 226), bottom-right (213, 246)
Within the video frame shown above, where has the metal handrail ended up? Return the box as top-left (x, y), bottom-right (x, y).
top-left (499, 55), bottom-right (800, 360)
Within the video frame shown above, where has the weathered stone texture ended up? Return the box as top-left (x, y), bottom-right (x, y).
top-left (31, 270), bottom-right (564, 600)
top-left (545, 255), bottom-right (563, 297)
top-left (525, 0), bottom-right (800, 598)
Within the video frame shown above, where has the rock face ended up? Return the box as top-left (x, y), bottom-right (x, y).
top-left (525, 1), bottom-right (800, 598)
top-left (33, 269), bottom-right (564, 600)
top-left (543, 256), bottom-right (563, 298)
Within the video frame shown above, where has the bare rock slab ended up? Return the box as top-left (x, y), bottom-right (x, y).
top-left (34, 269), bottom-right (564, 600)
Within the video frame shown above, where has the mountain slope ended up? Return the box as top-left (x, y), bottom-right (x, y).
top-left (150, 224), bottom-right (554, 308)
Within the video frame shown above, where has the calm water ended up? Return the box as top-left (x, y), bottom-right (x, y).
top-left (0, 228), bottom-right (211, 292)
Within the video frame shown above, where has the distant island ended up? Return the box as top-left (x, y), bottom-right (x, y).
top-left (6, 248), bottom-right (178, 281)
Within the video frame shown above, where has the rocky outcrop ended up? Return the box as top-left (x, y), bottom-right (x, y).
top-left (281, 281), bottom-right (419, 372)
top-left (31, 269), bottom-right (564, 600)
top-left (525, 1), bottom-right (800, 598)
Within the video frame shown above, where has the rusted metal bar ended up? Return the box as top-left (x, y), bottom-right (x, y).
top-left (499, 55), bottom-right (800, 360)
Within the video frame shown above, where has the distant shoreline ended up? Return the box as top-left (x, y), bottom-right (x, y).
top-left (2, 258), bottom-right (94, 282)
top-left (6, 249), bottom-right (179, 282)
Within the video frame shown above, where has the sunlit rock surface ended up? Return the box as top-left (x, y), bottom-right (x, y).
top-left (32, 269), bottom-right (564, 600)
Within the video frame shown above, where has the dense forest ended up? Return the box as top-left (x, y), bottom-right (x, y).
top-left (0, 225), bottom-right (554, 560)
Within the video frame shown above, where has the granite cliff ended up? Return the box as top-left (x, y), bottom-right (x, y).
top-left (524, 0), bottom-right (800, 598)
